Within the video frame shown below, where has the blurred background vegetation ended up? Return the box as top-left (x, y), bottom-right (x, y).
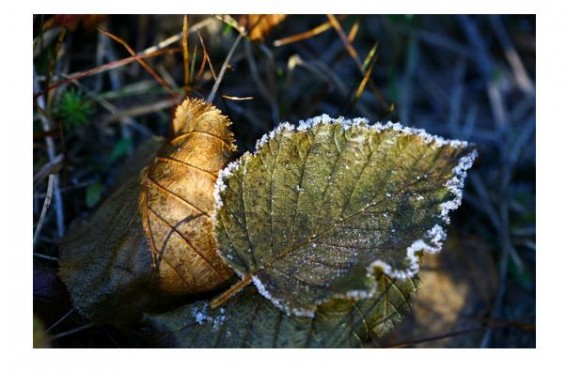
top-left (33, 14), bottom-right (535, 347)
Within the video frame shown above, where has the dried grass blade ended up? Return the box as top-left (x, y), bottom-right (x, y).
top-left (273, 21), bottom-right (332, 47)
top-left (182, 15), bottom-right (191, 91)
top-left (98, 28), bottom-right (177, 97)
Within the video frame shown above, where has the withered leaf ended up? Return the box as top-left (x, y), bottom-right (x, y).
top-left (59, 175), bottom-right (161, 324)
top-left (213, 116), bottom-right (477, 317)
top-left (139, 98), bottom-right (237, 294)
top-left (59, 137), bottom-right (164, 324)
top-left (145, 271), bottom-right (417, 348)
top-left (238, 14), bottom-right (287, 41)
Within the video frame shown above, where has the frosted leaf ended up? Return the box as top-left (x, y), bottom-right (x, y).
top-left (214, 116), bottom-right (476, 316)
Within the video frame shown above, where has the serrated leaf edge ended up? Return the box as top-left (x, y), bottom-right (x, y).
top-left (213, 116), bottom-right (477, 317)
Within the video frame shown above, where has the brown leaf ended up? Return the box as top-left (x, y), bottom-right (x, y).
top-left (140, 98), bottom-right (237, 294)
top-left (238, 15), bottom-right (287, 41)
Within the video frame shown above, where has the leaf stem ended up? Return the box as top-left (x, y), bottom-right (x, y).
top-left (210, 274), bottom-right (253, 310)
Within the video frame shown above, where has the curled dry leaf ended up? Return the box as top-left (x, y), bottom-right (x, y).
top-left (59, 99), bottom-right (237, 323)
top-left (140, 99), bottom-right (237, 293)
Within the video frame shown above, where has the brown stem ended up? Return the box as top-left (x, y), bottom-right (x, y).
top-left (210, 274), bottom-right (253, 310)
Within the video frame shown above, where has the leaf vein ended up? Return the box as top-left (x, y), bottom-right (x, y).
top-left (146, 176), bottom-right (210, 216)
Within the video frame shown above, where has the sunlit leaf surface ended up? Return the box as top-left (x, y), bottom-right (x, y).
top-left (214, 115), bottom-right (476, 316)
top-left (139, 98), bottom-right (237, 294)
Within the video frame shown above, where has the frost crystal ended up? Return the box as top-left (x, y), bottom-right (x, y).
top-left (190, 303), bottom-right (226, 330)
top-left (341, 289), bottom-right (372, 301)
top-left (427, 224), bottom-right (447, 250)
top-left (212, 308), bottom-right (226, 331)
top-left (256, 116), bottom-right (470, 155)
top-left (255, 122), bottom-right (295, 150)
top-left (368, 238), bottom-right (430, 280)
top-left (252, 275), bottom-right (315, 318)
top-left (213, 156), bottom-right (246, 217)
top-left (191, 304), bottom-right (210, 325)
top-left (440, 149), bottom-right (478, 223)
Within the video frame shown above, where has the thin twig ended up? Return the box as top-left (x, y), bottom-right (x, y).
top-left (46, 309), bottom-right (74, 333)
top-left (470, 174), bottom-right (502, 232)
top-left (197, 29), bottom-right (217, 81)
top-left (156, 64), bottom-right (180, 91)
top-left (182, 15), bottom-right (191, 91)
top-left (104, 36), bottom-right (132, 152)
top-left (98, 28), bottom-right (178, 97)
top-left (141, 17), bottom-right (216, 56)
top-left (94, 27), bottom-right (107, 92)
top-left (33, 175), bottom-right (55, 247)
top-left (481, 116), bottom-right (535, 348)
top-left (457, 15), bottom-right (492, 76)
top-left (221, 94), bottom-right (254, 101)
top-left (387, 319), bottom-right (534, 348)
top-left (35, 48), bottom-right (178, 99)
top-left (33, 153), bottom-right (63, 189)
top-left (489, 15), bottom-right (534, 95)
top-left (480, 240), bottom-right (510, 348)
top-left (344, 42), bottom-right (379, 114)
top-left (458, 15), bottom-right (507, 130)
top-left (448, 58), bottom-right (466, 134)
top-left (327, 14), bottom-right (390, 113)
top-left (51, 323), bottom-right (94, 340)
top-left (327, 14), bottom-right (363, 70)
top-left (103, 98), bottom-right (179, 125)
top-left (33, 67), bottom-right (65, 238)
top-left (257, 43), bottom-right (281, 123)
top-left (244, 40), bottom-right (274, 117)
top-left (273, 21), bottom-right (333, 47)
top-left (33, 252), bottom-right (59, 262)
top-left (206, 33), bottom-right (244, 103)
top-left (214, 14), bottom-right (247, 36)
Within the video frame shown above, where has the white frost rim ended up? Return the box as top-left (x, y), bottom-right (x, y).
top-left (255, 114), bottom-right (471, 152)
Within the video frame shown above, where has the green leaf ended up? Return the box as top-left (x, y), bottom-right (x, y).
top-left (145, 271), bottom-right (418, 348)
top-left (213, 116), bottom-right (476, 317)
